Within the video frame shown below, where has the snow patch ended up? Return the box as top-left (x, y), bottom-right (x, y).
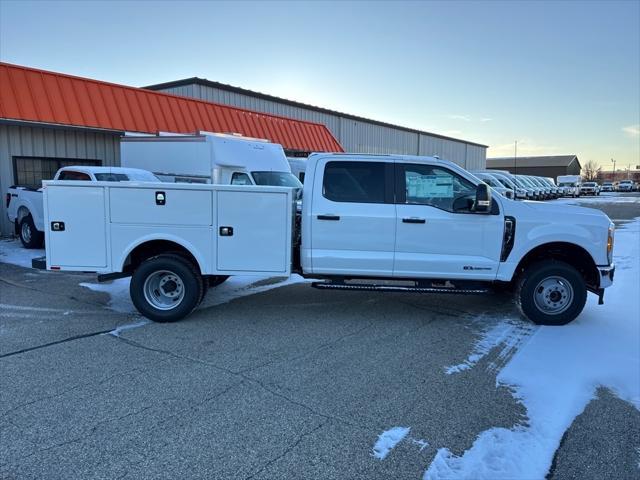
top-left (108, 320), bottom-right (150, 337)
top-left (0, 239), bottom-right (43, 268)
top-left (372, 427), bottom-right (411, 460)
top-left (80, 278), bottom-right (135, 314)
top-left (444, 319), bottom-right (534, 374)
top-left (424, 218), bottom-right (640, 479)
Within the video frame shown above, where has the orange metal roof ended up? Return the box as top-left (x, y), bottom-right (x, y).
top-left (0, 62), bottom-right (343, 153)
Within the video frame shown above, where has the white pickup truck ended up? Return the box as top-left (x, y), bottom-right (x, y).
top-left (6, 166), bottom-right (159, 248)
top-left (38, 153), bottom-right (615, 326)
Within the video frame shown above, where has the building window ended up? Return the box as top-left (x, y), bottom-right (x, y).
top-left (13, 157), bottom-right (101, 188)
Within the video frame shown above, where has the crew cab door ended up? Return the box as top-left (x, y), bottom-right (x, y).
top-left (394, 163), bottom-right (503, 280)
top-left (309, 158), bottom-right (395, 276)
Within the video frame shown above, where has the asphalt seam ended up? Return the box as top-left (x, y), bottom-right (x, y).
top-left (0, 329), bottom-right (114, 359)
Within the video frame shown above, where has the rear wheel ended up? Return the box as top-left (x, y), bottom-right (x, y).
top-left (516, 260), bottom-right (587, 325)
top-left (130, 254), bottom-right (203, 322)
top-left (19, 214), bottom-right (43, 249)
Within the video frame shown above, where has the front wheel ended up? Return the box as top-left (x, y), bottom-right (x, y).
top-left (516, 260), bottom-right (587, 325)
top-left (130, 254), bottom-right (203, 322)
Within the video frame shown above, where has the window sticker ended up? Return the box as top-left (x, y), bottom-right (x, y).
top-left (406, 173), bottom-right (454, 199)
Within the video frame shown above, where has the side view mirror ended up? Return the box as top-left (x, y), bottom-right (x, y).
top-left (474, 183), bottom-right (492, 213)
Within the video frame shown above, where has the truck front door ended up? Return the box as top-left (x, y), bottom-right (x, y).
top-left (394, 163), bottom-right (503, 280)
top-left (309, 159), bottom-right (395, 276)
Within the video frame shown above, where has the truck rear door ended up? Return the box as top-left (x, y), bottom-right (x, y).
top-left (308, 158), bottom-right (396, 276)
top-left (44, 183), bottom-right (108, 269)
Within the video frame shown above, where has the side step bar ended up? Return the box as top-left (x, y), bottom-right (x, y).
top-left (311, 282), bottom-right (489, 295)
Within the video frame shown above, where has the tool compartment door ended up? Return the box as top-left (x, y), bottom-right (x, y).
top-left (216, 189), bottom-right (291, 273)
top-left (45, 185), bottom-right (107, 268)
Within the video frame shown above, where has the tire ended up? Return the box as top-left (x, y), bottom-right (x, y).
top-left (130, 254), bottom-right (203, 322)
top-left (19, 214), bottom-right (43, 249)
top-left (516, 260), bottom-right (587, 326)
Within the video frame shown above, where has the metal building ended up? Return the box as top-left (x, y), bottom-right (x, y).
top-left (487, 155), bottom-right (581, 179)
top-left (144, 78), bottom-right (488, 170)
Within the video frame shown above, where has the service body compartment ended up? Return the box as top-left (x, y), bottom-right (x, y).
top-left (45, 184), bottom-right (107, 269)
top-left (110, 186), bottom-right (212, 226)
top-left (216, 190), bottom-right (292, 273)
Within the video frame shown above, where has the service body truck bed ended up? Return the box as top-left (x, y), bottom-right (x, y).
top-left (44, 181), bottom-right (293, 277)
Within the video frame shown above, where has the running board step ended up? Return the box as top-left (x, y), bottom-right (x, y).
top-left (311, 282), bottom-right (489, 295)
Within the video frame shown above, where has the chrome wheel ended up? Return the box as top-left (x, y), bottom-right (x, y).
top-left (21, 221), bottom-right (32, 243)
top-left (143, 270), bottom-right (185, 310)
top-left (533, 276), bottom-right (574, 315)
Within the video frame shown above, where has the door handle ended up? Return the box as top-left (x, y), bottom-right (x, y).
top-left (317, 214), bottom-right (340, 221)
top-left (402, 217), bottom-right (426, 224)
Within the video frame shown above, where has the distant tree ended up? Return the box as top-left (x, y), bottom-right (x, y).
top-left (583, 160), bottom-right (602, 181)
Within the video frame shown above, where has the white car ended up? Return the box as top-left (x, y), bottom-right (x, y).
top-left (580, 182), bottom-right (600, 196)
top-left (601, 182), bottom-right (614, 192)
top-left (40, 153), bottom-right (615, 327)
top-left (617, 180), bottom-right (635, 192)
top-left (6, 166), bottom-right (159, 248)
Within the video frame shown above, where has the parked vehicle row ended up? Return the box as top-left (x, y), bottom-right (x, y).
top-left (472, 171), bottom-right (564, 201)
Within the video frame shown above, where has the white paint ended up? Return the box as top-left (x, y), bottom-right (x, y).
top-left (424, 218), bottom-right (640, 479)
top-left (372, 427), bottom-right (411, 460)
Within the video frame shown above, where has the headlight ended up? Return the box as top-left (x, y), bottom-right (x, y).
top-left (607, 224), bottom-right (615, 264)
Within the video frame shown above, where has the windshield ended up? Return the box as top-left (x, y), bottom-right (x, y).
top-left (583, 182), bottom-right (596, 187)
top-left (252, 171), bottom-right (303, 188)
top-left (517, 176), bottom-right (536, 188)
top-left (493, 175), bottom-right (516, 189)
top-left (559, 182), bottom-right (576, 187)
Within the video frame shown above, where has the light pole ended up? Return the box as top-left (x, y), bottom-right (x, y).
top-left (611, 158), bottom-right (616, 181)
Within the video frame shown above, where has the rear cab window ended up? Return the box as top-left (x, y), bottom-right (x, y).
top-left (57, 171), bottom-right (91, 181)
top-left (322, 161), bottom-right (390, 204)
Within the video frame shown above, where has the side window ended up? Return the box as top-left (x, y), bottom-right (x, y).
top-left (400, 164), bottom-right (475, 212)
top-left (231, 172), bottom-right (252, 185)
top-left (58, 170), bottom-right (91, 181)
top-left (323, 161), bottom-right (386, 203)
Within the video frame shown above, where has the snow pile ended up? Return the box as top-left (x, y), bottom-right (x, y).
top-left (424, 218), bottom-right (640, 479)
top-left (372, 427), bottom-right (411, 460)
top-left (0, 239), bottom-right (43, 268)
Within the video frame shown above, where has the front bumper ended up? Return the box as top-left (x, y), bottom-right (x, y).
top-left (598, 264), bottom-right (615, 289)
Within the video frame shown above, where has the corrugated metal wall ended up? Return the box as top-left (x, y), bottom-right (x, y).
top-left (158, 84), bottom-right (487, 168)
top-left (0, 124), bottom-right (120, 235)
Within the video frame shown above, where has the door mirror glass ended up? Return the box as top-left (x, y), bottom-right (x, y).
top-left (474, 183), bottom-right (492, 213)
